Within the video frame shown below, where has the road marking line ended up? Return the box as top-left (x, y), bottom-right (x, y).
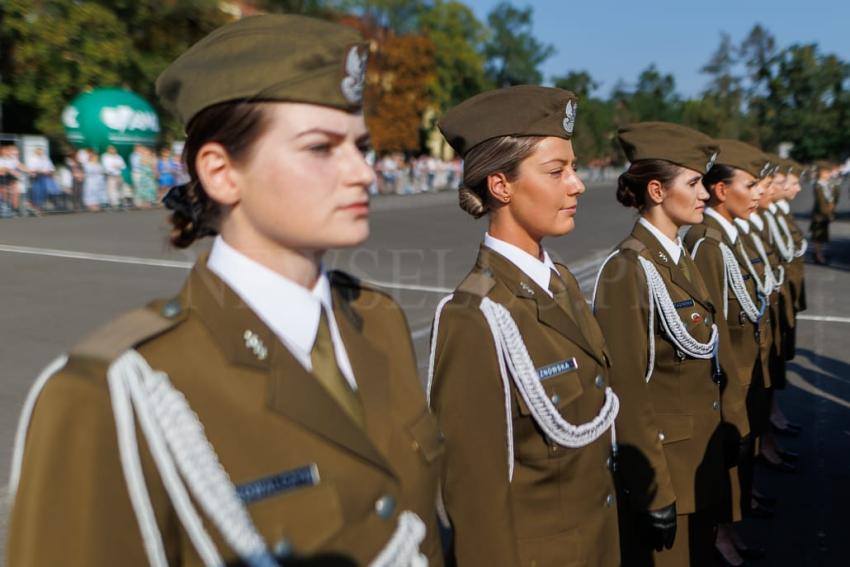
top-left (411, 325), bottom-right (432, 340)
top-left (797, 314), bottom-right (850, 324)
top-left (0, 243), bottom-right (194, 269)
top-left (0, 242), bottom-right (609, 297)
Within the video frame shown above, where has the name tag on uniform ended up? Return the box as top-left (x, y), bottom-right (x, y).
top-left (236, 464), bottom-right (320, 504)
top-left (743, 274), bottom-right (751, 280)
top-left (750, 257), bottom-right (762, 264)
top-left (536, 357), bottom-right (578, 380)
top-left (673, 299), bottom-right (694, 309)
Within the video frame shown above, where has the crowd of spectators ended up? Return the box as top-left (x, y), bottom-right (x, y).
top-left (1, 144), bottom-right (625, 218)
top-left (0, 144), bottom-right (187, 217)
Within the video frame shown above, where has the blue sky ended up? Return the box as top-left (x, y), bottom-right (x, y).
top-left (465, 0), bottom-right (850, 98)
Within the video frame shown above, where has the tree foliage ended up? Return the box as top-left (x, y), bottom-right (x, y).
top-left (483, 2), bottom-right (554, 87)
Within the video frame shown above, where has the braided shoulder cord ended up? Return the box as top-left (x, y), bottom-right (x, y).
top-left (764, 212), bottom-right (795, 262)
top-left (426, 294), bottom-right (515, 481)
top-left (478, 298), bottom-right (620, 453)
top-left (777, 214), bottom-right (809, 257)
top-left (719, 243), bottom-right (767, 323)
top-left (636, 257), bottom-right (719, 360)
top-left (748, 233), bottom-right (783, 292)
top-left (109, 350), bottom-right (429, 567)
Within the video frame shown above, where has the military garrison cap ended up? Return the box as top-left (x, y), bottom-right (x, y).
top-left (618, 122), bottom-right (719, 174)
top-left (156, 15), bottom-right (369, 126)
top-left (713, 139), bottom-right (772, 179)
top-left (438, 85), bottom-right (579, 157)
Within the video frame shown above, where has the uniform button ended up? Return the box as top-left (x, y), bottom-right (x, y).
top-left (272, 538), bottom-right (293, 559)
top-left (676, 349), bottom-right (686, 360)
top-left (375, 495), bottom-right (396, 519)
top-left (658, 431), bottom-right (666, 442)
top-left (606, 456), bottom-right (613, 469)
top-left (160, 299), bottom-right (181, 318)
top-left (411, 440), bottom-right (420, 451)
top-left (712, 400), bottom-right (721, 411)
top-left (550, 393), bottom-right (561, 405)
top-left (595, 375), bottom-right (605, 389)
top-left (605, 493), bottom-right (615, 507)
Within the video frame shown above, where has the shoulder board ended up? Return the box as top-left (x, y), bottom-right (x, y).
top-left (70, 300), bottom-right (186, 363)
top-left (703, 227), bottom-right (724, 243)
top-left (618, 237), bottom-right (649, 258)
top-left (456, 269), bottom-right (496, 297)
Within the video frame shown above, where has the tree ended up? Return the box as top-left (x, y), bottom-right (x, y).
top-left (612, 64), bottom-right (681, 124)
top-left (686, 32), bottom-right (747, 138)
top-left (738, 24), bottom-right (778, 146)
top-left (552, 70), bottom-right (598, 99)
top-left (2, 0), bottom-right (227, 140)
top-left (483, 2), bottom-right (554, 87)
top-left (419, 0), bottom-right (489, 113)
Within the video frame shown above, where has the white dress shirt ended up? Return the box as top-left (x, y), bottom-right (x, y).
top-left (776, 199), bottom-right (790, 214)
top-left (734, 217), bottom-right (751, 235)
top-left (749, 212), bottom-right (765, 231)
top-left (638, 217), bottom-right (684, 264)
top-left (704, 207), bottom-right (739, 244)
top-left (207, 236), bottom-right (357, 390)
top-left (483, 232), bottom-right (558, 296)
top-left (767, 202), bottom-right (778, 214)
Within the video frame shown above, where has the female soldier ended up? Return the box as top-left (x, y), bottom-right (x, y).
top-left (683, 140), bottom-right (773, 566)
top-left (428, 85), bottom-right (620, 567)
top-left (593, 122), bottom-right (726, 566)
top-left (810, 161), bottom-right (839, 264)
top-left (8, 15), bottom-right (442, 567)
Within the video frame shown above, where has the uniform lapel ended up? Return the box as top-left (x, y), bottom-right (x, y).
top-left (330, 284), bottom-right (394, 468)
top-left (184, 256), bottom-right (394, 476)
top-left (478, 247), bottom-right (599, 362)
top-left (632, 222), bottom-right (711, 309)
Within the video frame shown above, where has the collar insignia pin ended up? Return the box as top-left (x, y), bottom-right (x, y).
top-left (520, 281), bottom-right (535, 295)
top-left (243, 330), bottom-right (268, 361)
top-left (658, 251), bottom-right (668, 262)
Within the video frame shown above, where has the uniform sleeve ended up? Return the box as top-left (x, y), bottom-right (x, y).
top-left (6, 365), bottom-right (178, 567)
top-left (593, 253), bottom-right (677, 512)
top-left (430, 300), bottom-right (521, 567)
top-left (690, 241), bottom-right (751, 443)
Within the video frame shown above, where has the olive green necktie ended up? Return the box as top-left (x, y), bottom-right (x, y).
top-left (548, 269), bottom-right (577, 323)
top-left (311, 309), bottom-right (364, 427)
top-left (677, 252), bottom-right (693, 283)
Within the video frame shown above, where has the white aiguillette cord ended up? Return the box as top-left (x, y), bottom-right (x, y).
top-left (427, 294), bottom-right (619, 482)
top-left (11, 351), bottom-right (427, 567)
top-left (764, 212), bottom-right (795, 262)
top-left (636, 256), bottom-right (720, 382)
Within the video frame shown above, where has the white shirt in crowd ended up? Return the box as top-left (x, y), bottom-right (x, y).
top-left (207, 236), bottom-right (358, 390)
top-left (483, 232), bottom-right (558, 297)
top-left (101, 153), bottom-right (127, 177)
top-left (27, 154), bottom-right (55, 175)
top-left (638, 217), bottom-right (684, 264)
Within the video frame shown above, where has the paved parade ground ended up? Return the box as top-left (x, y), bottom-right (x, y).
top-left (1, 182), bottom-right (848, 565)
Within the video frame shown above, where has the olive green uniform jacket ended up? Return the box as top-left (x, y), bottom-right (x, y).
top-left (430, 246), bottom-right (619, 567)
top-left (593, 222), bottom-right (724, 517)
top-left (810, 180), bottom-right (836, 242)
top-left (8, 257), bottom-right (445, 567)
top-left (684, 217), bottom-right (770, 522)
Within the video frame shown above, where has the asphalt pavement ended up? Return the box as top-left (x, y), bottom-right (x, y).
top-left (1, 181), bottom-right (848, 565)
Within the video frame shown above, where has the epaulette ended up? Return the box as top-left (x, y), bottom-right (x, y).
top-left (70, 299), bottom-right (186, 363)
top-left (703, 227), bottom-right (724, 243)
top-left (456, 269), bottom-right (496, 298)
top-left (619, 237), bottom-right (648, 257)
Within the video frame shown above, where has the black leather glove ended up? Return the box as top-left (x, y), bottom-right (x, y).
top-left (738, 433), bottom-right (753, 465)
top-left (644, 502), bottom-right (677, 551)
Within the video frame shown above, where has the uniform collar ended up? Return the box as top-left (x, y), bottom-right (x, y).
top-left (734, 217), bottom-right (751, 234)
top-left (483, 232), bottom-right (557, 296)
top-left (704, 207), bottom-right (738, 244)
top-left (207, 236), bottom-right (355, 387)
top-left (749, 211), bottom-right (765, 231)
top-left (638, 217), bottom-right (683, 264)
top-left (776, 199), bottom-right (790, 214)
top-left (767, 202), bottom-right (778, 214)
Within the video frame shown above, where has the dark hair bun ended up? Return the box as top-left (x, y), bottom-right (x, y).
top-left (458, 186), bottom-right (488, 218)
top-left (616, 173), bottom-right (643, 209)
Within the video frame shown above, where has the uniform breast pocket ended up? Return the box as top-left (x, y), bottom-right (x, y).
top-left (515, 365), bottom-right (585, 417)
top-left (655, 414), bottom-right (694, 445)
top-left (244, 474), bottom-right (344, 555)
top-left (407, 408), bottom-right (445, 465)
